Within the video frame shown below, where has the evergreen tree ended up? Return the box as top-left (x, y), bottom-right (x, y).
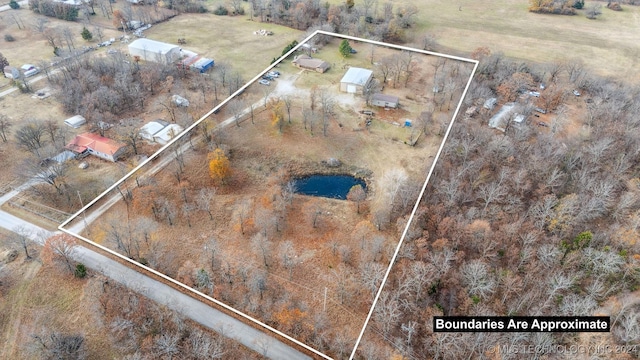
top-left (339, 39), bottom-right (352, 58)
top-left (81, 27), bottom-right (93, 41)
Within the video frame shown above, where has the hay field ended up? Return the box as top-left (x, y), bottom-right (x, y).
top-left (144, 13), bottom-right (303, 78)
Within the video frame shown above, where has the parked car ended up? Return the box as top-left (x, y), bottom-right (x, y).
top-left (350, 48), bottom-right (357, 54)
top-left (529, 91), bottom-right (540, 97)
top-left (21, 64), bottom-right (39, 77)
top-left (573, 89), bottom-right (581, 96)
top-left (262, 75), bottom-right (274, 81)
top-left (258, 79), bottom-right (270, 86)
top-left (267, 71), bottom-right (279, 78)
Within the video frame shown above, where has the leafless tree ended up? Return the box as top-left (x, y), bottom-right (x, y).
top-left (251, 233), bottom-right (273, 268)
top-left (460, 259), bottom-right (496, 299)
top-left (31, 333), bottom-right (87, 360)
top-left (279, 240), bottom-right (297, 279)
top-left (15, 121), bottom-right (47, 156)
top-left (0, 114), bottom-right (12, 142)
top-left (196, 188), bottom-right (216, 221)
top-left (9, 226), bottom-right (34, 259)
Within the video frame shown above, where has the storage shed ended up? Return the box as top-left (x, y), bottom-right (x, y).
top-left (371, 93), bottom-right (399, 108)
top-left (64, 115), bottom-right (87, 128)
top-left (340, 67), bottom-right (373, 94)
top-left (128, 38), bottom-right (181, 64)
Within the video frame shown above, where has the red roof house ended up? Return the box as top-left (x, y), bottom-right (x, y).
top-left (65, 133), bottom-right (128, 162)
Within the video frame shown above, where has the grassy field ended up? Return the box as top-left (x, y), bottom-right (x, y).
top-left (144, 13), bottom-right (303, 79)
top-left (319, 0), bottom-right (640, 81)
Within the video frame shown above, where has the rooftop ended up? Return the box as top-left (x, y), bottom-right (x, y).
top-left (340, 67), bottom-right (373, 86)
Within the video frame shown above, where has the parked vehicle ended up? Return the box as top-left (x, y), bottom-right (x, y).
top-left (268, 71), bottom-right (279, 78)
top-left (573, 89), bottom-right (581, 96)
top-left (259, 79), bottom-right (270, 86)
top-left (21, 64), bottom-right (39, 77)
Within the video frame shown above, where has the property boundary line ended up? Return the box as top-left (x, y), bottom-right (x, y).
top-left (59, 30), bottom-right (478, 360)
top-left (348, 57), bottom-right (479, 359)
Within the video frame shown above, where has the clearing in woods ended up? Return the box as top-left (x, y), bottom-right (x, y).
top-left (60, 32), bottom-right (476, 359)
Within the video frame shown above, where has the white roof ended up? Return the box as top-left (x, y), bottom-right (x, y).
top-left (340, 67), bottom-right (373, 86)
top-left (128, 38), bottom-right (179, 54)
top-left (64, 115), bottom-right (86, 128)
top-left (139, 120), bottom-right (169, 140)
top-left (153, 124), bottom-right (183, 145)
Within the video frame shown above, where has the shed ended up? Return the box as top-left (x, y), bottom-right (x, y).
top-left (192, 58), bottom-right (214, 73)
top-left (139, 119), bottom-right (169, 141)
top-left (371, 93), bottom-right (399, 108)
top-left (488, 102), bottom-right (516, 132)
top-left (340, 67), bottom-right (373, 94)
top-left (65, 133), bottom-right (128, 162)
top-left (153, 124), bottom-right (183, 145)
top-left (483, 97), bottom-right (497, 110)
top-left (3, 66), bottom-right (20, 79)
top-left (64, 115), bottom-right (87, 128)
top-left (128, 38), bottom-right (181, 64)
top-left (291, 55), bottom-right (330, 73)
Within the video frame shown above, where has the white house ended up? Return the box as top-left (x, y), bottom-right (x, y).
top-left (128, 39), bottom-right (181, 64)
top-left (139, 119), bottom-right (169, 141)
top-left (340, 67), bottom-right (373, 94)
top-left (153, 124), bottom-right (183, 145)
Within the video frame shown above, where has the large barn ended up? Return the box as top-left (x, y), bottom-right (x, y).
top-left (128, 39), bottom-right (181, 64)
top-left (340, 67), bottom-right (373, 94)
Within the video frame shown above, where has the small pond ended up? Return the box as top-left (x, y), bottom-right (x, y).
top-left (293, 175), bottom-right (366, 200)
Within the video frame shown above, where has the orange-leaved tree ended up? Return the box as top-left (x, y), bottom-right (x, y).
top-left (208, 148), bottom-right (230, 184)
top-left (270, 98), bottom-right (285, 133)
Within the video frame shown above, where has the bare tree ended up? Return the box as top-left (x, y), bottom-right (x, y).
top-left (10, 226), bottom-right (34, 259)
top-left (251, 233), bottom-right (273, 268)
top-left (0, 114), bottom-right (12, 142)
top-left (226, 99), bottom-right (245, 127)
top-left (196, 188), bottom-right (216, 221)
top-left (15, 121), bottom-right (47, 156)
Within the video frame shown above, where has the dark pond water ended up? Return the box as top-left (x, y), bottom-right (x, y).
top-left (293, 175), bottom-right (366, 200)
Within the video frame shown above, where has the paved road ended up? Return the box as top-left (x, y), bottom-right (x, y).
top-left (0, 76), bottom-right (313, 359)
top-left (72, 246), bottom-right (310, 359)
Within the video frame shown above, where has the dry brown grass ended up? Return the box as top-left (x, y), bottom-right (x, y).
top-left (0, 252), bottom-right (118, 359)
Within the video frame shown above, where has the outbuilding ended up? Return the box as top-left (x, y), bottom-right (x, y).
top-left (340, 67), bottom-right (373, 94)
top-left (139, 119), bottom-right (169, 142)
top-left (64, 115), bottom-right (87, 128)
top-left (153, 124), bottom-right (183, 145)
top-left (371, 93), bottom-right (399, 108)
top-left (128, 38), bottom-right (181, 64)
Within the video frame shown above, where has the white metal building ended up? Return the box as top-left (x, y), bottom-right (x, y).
top-left (340, 67), bottom-right (373, 94)
top-left (64, 115), bottom-right (87, 128)
top-left (128, 39), bottom-right (181, 64)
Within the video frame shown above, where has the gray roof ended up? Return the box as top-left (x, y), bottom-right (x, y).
top-left (340, 67), bottom-right (373, 86)
top-left (372, 93), bottom-right (399, 103)
top-left (128, 38), bottom-right (179, 54)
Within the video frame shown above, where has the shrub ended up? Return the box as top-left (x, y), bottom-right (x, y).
top-left (607, 2), bottom-right (623, 11)
top-left (572, 0), bottom-right (584, 9)
top-left (4, 34), bottom-right (15, 42)
top-left (9, 0), bottom-right (19, 9)
top-left (213, 5), bottom-right (228, 15)
top-left (74, 263), bottom-right (87, 278)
